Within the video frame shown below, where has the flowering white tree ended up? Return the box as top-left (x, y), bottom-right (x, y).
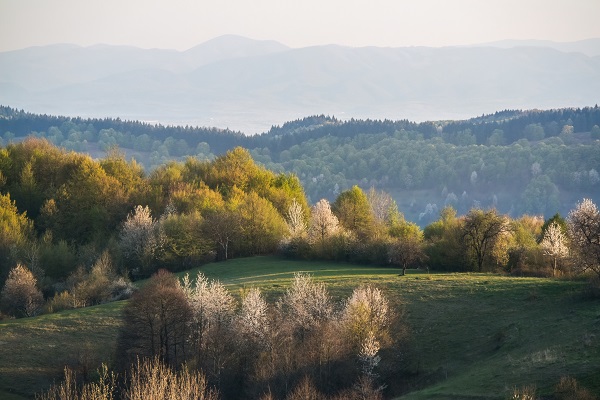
top-left (182, 272), bottom-right (236, 382)
top-left (341, 286), bottom-right (390, 353)
top-left (182, 272), bottom-right (236, 351)
top-left (358, 331), bottom-right (381, 378)
top-left (341, 285), bottom-right (390, 388)
top-left (120, 205), bottom-right (164, 273)
top-left (0, 263), bottom-right (43, 317)
top-left (279, 272), bottom-right (333, 336)
top-left (285, 198), bottom-right (307, 238)
top-left (540, 221), bottom-right (568, 276)
top-left (236, 287), bottom-right (270, 349)
top-left (366, 188), bottom-right (395, 224)
top-left (309, 199), bottom-right (340, 243)
top-left (568, 198), bottom-right (600, 276)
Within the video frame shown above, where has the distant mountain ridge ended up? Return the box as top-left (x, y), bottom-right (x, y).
top-left (1, 35), bottom-right (599, 134)
top-left (473, 38), bottom-right (600, 57)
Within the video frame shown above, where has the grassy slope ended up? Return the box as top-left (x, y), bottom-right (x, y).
top-left (1, 256), bottom-right (599, 399)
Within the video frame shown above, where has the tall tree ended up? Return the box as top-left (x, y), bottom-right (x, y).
top-left (237, 191), bottom-right (287, 256)
top-left (462, 208), bottom-right (510, 272)
top-left (340, 285), bottom-right (390, 352)
top-left (540, 221), bottom-right (569, 276)
top-left (567, 198), bottom-right (600, 276)
top-left (309, 199), bottom-right (340, 244)
top-left (279, 272), bottom-right (333, 338)
top-left (333, 186), bottom-right (375, 240)
top-left (285, 198), bottom-right (307, 239)
top-left (202, 210), bottom-right (240, 261)
top-left (120, 205), bottom-right (164, 276)
top-left (181, 272), bottom-right (236, 386)
top-left (389, 236), bottom-right (428, 275)
top-left (424, 207), bottom-right (465, 271)
top-left (118, 270), bottom-right (191, 368)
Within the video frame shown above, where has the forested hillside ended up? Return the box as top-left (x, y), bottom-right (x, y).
top-left (2, 105), bottom-right (600, 222)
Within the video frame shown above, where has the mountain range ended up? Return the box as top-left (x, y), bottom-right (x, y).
top-left (1, 35), bottom-right (600, 134)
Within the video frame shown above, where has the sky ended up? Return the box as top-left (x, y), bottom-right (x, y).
top-left (1, 0), bottom-right (600, 52)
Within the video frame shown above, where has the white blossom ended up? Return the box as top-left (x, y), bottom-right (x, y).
top-left (309, 199), bottom-right (340, 242)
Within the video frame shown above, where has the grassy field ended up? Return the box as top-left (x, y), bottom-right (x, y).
top-left (1, 256), bottom-right (599, 399)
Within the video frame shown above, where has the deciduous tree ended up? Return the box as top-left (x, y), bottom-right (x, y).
top-left (285, 198), bottom-right (307, 238)
top-left (279, 273), bottom-right (333, 338)
top-left (388, 236), bottom-right (428, 275)
top-left (118, 270), bottom-right (191, 367)
top-left (309, 199), bottom-right (340, 244)
top-left (462, 208), bottom-right (510, 272)
top-left (0, 193), bottom-right (33, 276)
top-left (540, 222), bottom-right (569, 276)
top-left (237, 191), bottom-right (287, 255)
top-left (568, 198), bottom-right (600, 276)
top-left (333, 186), bottom-right (375, 240)
top-left (120, 205), bottom-right (164, 275)
top-left (202, 210), bottom-right (240, 261)
top-left (0, 263), bottom-right (43, 317)
top-left (182, 272), bottom-right (237, 385)
top-left (236, 287), bottom-right (270, 350)
top-left (340, 286), bottom-right (390, 352)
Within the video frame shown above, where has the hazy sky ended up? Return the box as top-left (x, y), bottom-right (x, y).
top-left (1, 0), bottom-right (600, 51)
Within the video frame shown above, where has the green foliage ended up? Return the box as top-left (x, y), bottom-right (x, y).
top-left (424, 207), bottom-right (466, 271)
top-left (520, 175), bottom-right (560, 216)
top-left (524, 123), bottom-right (545, 141)
top-left (236, 191), bottom-right (287, 256)
top-left (168, 182), bottom-right (225, 215)
top-left (333, 186), bottom-right (375, 241)
top-left (0, 192), bottom-right (33, 280)
top-left (67, 252), bottom-right (133, 307)
top-left (506, 215), bottom-right (545, 275)
top-left (541, 213), bottom-right (568, 238)
top-left (461, 208), bottom-right (510, 272)
top-left (160, 212), bottom-right (213, 269)
top-left (39, 240), bottom-right (78, 279)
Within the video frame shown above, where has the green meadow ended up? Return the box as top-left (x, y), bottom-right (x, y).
top-left (1, 256), bottom-right (598, 399)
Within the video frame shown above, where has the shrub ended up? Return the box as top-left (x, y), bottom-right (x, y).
top-left (508, 384), bottom-right (537, 400)
top-left (554, 376), bottom-right (597, 400)
top-left (36, 359), bottom-right (219, 400)
top-left (45, 290), bottom-right (82, 313)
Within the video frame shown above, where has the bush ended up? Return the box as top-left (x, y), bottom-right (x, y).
top-left (45, 291), bottom-right (82, 313)
top-left (36, 359), bottom-right (219, 400)
top-left (554, 376), bottom-right (597, 400)
top-left (508, 385), bottom-right (537, 400)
